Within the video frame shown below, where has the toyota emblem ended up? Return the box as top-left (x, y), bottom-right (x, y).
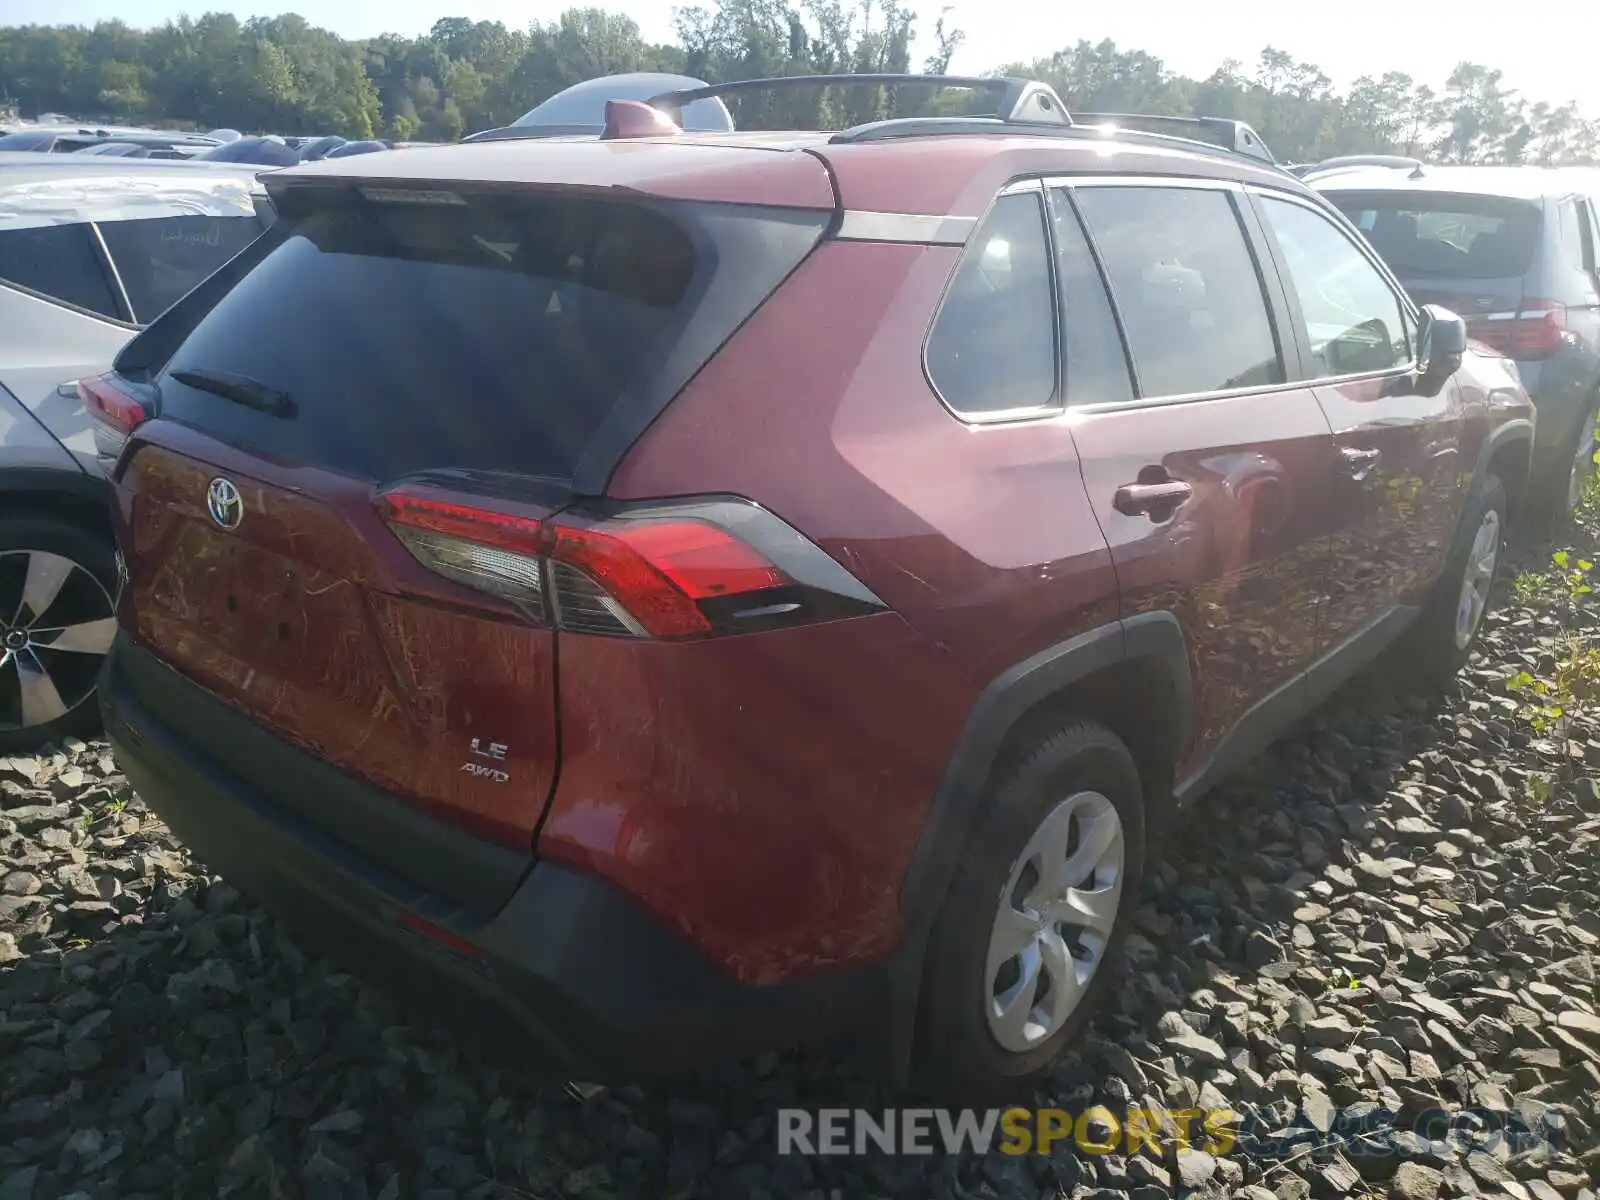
top-left (206, 477), bottom-right (244, 530)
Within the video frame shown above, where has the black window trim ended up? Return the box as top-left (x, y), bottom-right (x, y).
top-left (1045, 173), bottom-right (1307, 415)
top-left (1243, 183), bottom-right (1423, 389)
top-left (0, 220), bottom-right (137, 327)
top-left (919, 176), bottom-right (1067, 426)
top-left (1044, 184), bottom-right (1141, 403)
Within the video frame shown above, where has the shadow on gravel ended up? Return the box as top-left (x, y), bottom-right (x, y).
top-left (4, 524), bottom-right (1600, 1200)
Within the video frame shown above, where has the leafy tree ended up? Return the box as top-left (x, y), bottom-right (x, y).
top-left (0, 7), bottom-right (1594, 163)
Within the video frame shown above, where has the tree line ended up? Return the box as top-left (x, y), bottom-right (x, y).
top-left (1, 0), bottom-right (1595, 165)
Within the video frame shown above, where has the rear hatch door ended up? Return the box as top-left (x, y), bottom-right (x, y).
top-left (111, 160), bottom-right (832, 870)
top-left (1326, 187), bottom-right (1541, 323)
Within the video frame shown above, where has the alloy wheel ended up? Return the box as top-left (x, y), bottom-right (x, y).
top-left (0, 549), bottom-right (118, 736)
top-left (1453, 508), bottom-right (1501, 651)
top-left (984, 789), bottom-right (1124, 1052)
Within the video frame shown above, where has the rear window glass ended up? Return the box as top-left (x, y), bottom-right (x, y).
top-left (153, 191), bottom-right (698, 482)
top-left (1329, 191), bottom-right (1542, 280)
top-left (98, 214), bottom-right (265, 323)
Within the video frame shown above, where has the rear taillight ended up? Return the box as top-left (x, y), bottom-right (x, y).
top-left (78, 374), bottom-right (150, 470)
top-left (1466, 299), bottom-right (1567, 360)
top-left (377, 489), bottom-right (884, 640)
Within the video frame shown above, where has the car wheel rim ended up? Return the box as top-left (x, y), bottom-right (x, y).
top-left (1453, 508), bottom-right (1500, 651)
top-left (984, 789), bottom-right (1124, 1053)
top-left (1569, 410), bottom-right (1598, 512)
top-left (0, 549), bottom-right (117, 735)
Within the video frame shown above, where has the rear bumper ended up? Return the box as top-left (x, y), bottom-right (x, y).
top-left (101, 636), bottom-right (885, 1077)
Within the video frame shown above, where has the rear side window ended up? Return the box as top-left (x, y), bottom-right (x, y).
top-left (1074, 186), bottom-right (1283, 398)
top-left (1258, 196), bottom-right (1410, 376)
top-left (149, 192), bottom-right (707, 482)
top-left (0, 223), bottom-right (122, 319)
top-left (925, 191), bottom-right (1058, 416)
top-left (1329, 191), bottom-right (1542, 280)
top-left (97, 214), bottom-right (265, 324)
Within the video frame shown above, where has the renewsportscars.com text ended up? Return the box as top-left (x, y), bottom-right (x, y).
top-left (776, 1105), bottom-right (1559, 1158)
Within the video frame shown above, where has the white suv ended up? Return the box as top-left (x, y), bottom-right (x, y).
top-left (0, 153), bottom-right (270, 750)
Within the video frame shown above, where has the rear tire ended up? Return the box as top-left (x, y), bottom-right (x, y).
top-left (0, 514), bottom-right (119, 754)
top-left (915, 720), bottom-right (1145, 1101)
top-left (1402, 472), bottom-right (1507, 687)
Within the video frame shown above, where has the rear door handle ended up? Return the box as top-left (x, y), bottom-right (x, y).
top-left (1340, 446), bottom-right (1382, 479)
top-left (1113, 479), bottom-right (1193, 518)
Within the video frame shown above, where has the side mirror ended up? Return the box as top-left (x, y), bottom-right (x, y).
top-left (1417, 304), bottom-right (1467, 380)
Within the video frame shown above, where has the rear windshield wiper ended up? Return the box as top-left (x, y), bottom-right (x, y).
top-left (170, 368), bottom-right (297, 418)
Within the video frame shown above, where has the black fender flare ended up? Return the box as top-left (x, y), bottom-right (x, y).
top-left (882, 610), bottom-right (1193, 1082)
top-left (1475, 417), bottom-right (1534, 508)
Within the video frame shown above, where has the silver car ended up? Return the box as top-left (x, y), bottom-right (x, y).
top-left (0, 153), bottom-right (271, 750)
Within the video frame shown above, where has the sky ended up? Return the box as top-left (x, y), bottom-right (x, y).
top-left (8, 0), bottom-right (1599, 117)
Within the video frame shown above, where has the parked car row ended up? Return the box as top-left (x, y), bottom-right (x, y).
top-left (0, 121), bottom-right (410, 166)
top-left (0, 125), bottom-right (221, 158)
top-left (2, 73), bottom-right (1590, 1097)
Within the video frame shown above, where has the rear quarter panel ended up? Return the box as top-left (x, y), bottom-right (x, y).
top-left (0, 378), bottom-right (80, 473)
top-left (547, 238), bottom-right (1119, 984)
top-left (0, 283), bottom-right (132, 469)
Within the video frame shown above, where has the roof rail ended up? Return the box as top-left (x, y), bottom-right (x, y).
top-left (646, 74), bottom-right (1072, 129)
top-left (1073, 113), bottom-right (1275, 165)
top-left (829, 115), bottom-right (1290, 172)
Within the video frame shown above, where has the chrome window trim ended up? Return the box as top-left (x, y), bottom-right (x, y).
top-left (1067, 376), bottom-right (1322, 417)
top-left (1246, 183), bottom-right (1424, 384)
top-left (87, 220), bottom-right (137, 324)
top-left (1046, 173), bottom-right (1242, 193)
top-left (834, 210), bottom-right (976, 246)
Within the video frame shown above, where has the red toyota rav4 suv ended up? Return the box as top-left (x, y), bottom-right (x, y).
top-left (87, 76), bottom-right (1533, 1096)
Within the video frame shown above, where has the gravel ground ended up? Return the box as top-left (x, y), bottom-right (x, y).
top-left (5, 522), bottom-right (1600, 1200)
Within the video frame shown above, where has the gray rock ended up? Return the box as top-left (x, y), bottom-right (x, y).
top-left (1175, 1148), bottom-right (1217, 1188)
top-left (1555, 1010), bottom-right (1600, 1043)
top-left (1302, 1088), bottom-right (1338, 1134)
top-left (1163, 1027), bottom-right (1229, 1066)
top-left (1303, 1014), bottom-right (1359, 1047)
top-left (1392, 1163), bottom-right (1445, 1200)
top-left (0, 1166), bottom-right (38, 1200)
top-left (1307, 1047), bottom-right (1362, 1079)
top-left (1311, 1156), bottom-right (1362, 1198)
top-left (1247, 930), bottom-right (1286, 968)
top-left (1, 870), bottom-right (42, 895)
top-left (1127, 1157), bottom-right (1171, 1189)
